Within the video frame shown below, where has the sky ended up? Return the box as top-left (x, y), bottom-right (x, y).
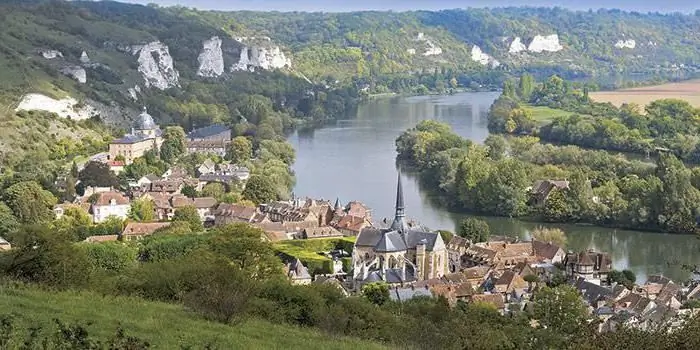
top-left (118, 0), bottom-right (698, 13)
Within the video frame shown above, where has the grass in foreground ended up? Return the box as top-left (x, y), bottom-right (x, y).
top-left (0, 284), bottom-right (388, 350)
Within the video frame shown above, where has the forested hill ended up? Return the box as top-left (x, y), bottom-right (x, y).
top-left (1, 1), bottom-right (699, 131)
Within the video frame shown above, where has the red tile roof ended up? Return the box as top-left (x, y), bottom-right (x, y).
top-left (94, 192), bottom-right (129, 206)
top-left (122, 222), bottom-right (171, 237)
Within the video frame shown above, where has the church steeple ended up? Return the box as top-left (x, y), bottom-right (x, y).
top-left (390, 173), bottom-right (408, 234)
top-left (334, 197), bottom-right (341, 211)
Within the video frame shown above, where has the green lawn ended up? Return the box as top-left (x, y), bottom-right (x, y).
top-left (523, 105), bottom-right (573, 124)
top-left (273, 237), bottom-right (355, 275)
top-left (0, 284), bottom-right (387, 350)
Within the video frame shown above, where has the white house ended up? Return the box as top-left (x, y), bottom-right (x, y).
top-left (92, 192), bottom-right (130, 223)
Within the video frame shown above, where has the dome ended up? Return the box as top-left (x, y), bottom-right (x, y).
top-left (135, 107), bottom-right (156, 130)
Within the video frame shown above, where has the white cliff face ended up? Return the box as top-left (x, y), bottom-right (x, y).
top-left (42, 50), bottom-right (63, 59)
top-left (60, 66), bottom-right (87, 84)
top-left (80, 51), bottom-right (90, 64)
top-left (128, 85), bottom-right (141, 101)
top-left (528, 34), bottom-right (564, 53)
top-left (231, 46), bottom-right (292, 72)
top-left (16, 93), bottom-right (96, 120)
top-left (615, 39), bottom-right (637, 49)
top-left (509, 37), bottom-right (527, 54)
top-left (131, 41), bottom-right (180, 90)
top-left (470, 45), bottom-right (500, 68)
top-left (197, 36), bottom-right (225, 77)
top-left (415, 33), bottom-right (442, 56)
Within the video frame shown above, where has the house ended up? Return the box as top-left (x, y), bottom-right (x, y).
top-left (91, 192), bottom-right (130, 223)
top-left (352, 175), bottom-right (447, 287)
top-left (574, 277), bottom-right (615, 308)
top-left (470, 293), bottom-right (506, 313)
top-left (529, 180), bottom-right (570, 206)
top-left (121, 222), bottom-right (172, 241)
top-left (564, 250), bottom-right (612, 283)
top-left (187, 140), bottom-right (228, 157)
top-left (108, 160), bottom-right (125, 175)
top-left (137, 174), bottom-right (161, 188)
top-left (285, 258), bottom-right (312, 285)
top-left (0, 236), bottom-right (11, 251)
top-left (187, 124), bottom-right (231, 142)
top-left (214, 203), bottom-right (259, 225)
top-left (83, 235), bottom-right (119, 243)
top-left (162, 166), bottom-right (188, 180)
top-left (532, 240), bottom-right (566, 264)
top-left (150, 180), bottom-right (183, 194)
top-left (462, 266), bottom-right (493, 286)
top-left (108, 108), bottom-right (163, 164)
top-left (461, 241), bottom-right (536, 271)
top-left (197, 159), bottom-right (216, 176)
top-left (447, 235), bottom-right (470, 273)
top-left (431, 281), bottom-right (475, 306)
top-left (299, 226), bottom-right (343, 239)
top-left (254, 222), bottom-right (296, 242)
top-left (640, 275), bottom-right (682, 309)
top-left (193, 197), bottom-right (218, 221)
top-left (492, 270), bottom-right (528, 302)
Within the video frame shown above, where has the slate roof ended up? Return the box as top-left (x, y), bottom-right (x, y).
top-left (187, 124), bottom-right (230, 140)
top-left (216, 203), bottom-right (257, 222)
top-left (286, 258), bottom-right (312, 281)
top-left (374, 231), bottom-right (408, 252)
top-left (356, 227), bottom-right (440, 252)
top-left (390, 286), bottom-right (433, 302)
top-left (575, 277), bottom-right (614, 306)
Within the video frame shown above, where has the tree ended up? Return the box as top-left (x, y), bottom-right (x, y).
top-left (484, 135), bottom-right (507, 160)
top-left (530, 227), bottom-right (567, 247)
top-left (457, 218), bottom-right (490, 243)
top-left (242, 175), bottom-right (278, 204)
top-left (181, 184), bottom-right (198, 198)
top-left (361, 282), bottom-right (390, 305)
top-left (609, 269), bottom-right (636, 288)
top-left (128, 198), bottom-right (155, 222)
top-left (532, 285), bottom-right (588, 336)
top-left (517, 73), bottom-right (535, 101)
top-left (53, 205), bottom-right (92, 241)
top-left (3, 181), bottom-right (57, 224)
top-left (209, 223), bottom-right (282, 279)
top-left (78, 161), bottom-right (118, 188)
top-left (172, 205), bottom-right (203, 232)
top-left (160, 126), bottom-right (187, 164)
top-left (226, 136), bottom-right (253, 164)
top-left (0, 203), bottom-right (19, 237)
top-left (201, 182), bottom-right (226, 199)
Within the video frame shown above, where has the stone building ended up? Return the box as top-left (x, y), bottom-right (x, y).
top-left (109, 107), bottom-right (163, 164)
top-left (186, 124), bottom-right (231, 156)
top-left (352, 175), bottom-right (447, 287)
top-left (564, 250), bottom-right (612, 283)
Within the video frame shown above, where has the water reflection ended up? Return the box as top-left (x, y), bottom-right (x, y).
top-left (288, 92), bottom-right (700, 283)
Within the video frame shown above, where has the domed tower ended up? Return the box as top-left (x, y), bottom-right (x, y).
top-left (133, 107), bottom-right (159, 138)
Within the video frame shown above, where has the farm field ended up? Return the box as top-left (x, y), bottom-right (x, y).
top-left (590, 79), bottom-right (700, 108)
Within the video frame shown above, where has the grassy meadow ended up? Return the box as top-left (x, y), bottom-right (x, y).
top-left (590, 79), bottom-right (700, 109)
top-left (523, 104), bottom-right (573, 124)
top-left (273, 237), bottom-right (355, 275)
top-left (0, 284), bottom-right (387, 350)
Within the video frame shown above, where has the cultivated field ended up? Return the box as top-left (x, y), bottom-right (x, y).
top-left (590, 79), bottom-right (700, 108)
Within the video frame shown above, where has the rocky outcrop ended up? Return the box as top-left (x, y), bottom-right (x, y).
top-left (127, 85), bottom-right (141, 101)
top-left (16, 93), bottom-right (96, 120)
top-left (231, 45), bottom-right (291, 72)
top-left (508, 37), bottom-right (527, 54)
top-left (415, 32), bottom-right (443, 56)
top-left (471, 46), bottom-right (500, 68)
top-left (41, 50), bottom-right (63, 59)
top-left (131, 41), bottom-right (180, 90)
top-left (80, 51), bottom-right (90, 64)
top-left (528, 34), bottom-right (563, 53)
top-left (60, 66), bottom-right (87, 84)
top-left (615, 39), bottom-right (636, 49)
top-left (197, 36), bottom-right (225, 77)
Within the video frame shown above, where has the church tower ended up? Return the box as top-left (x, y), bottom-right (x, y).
top-left (389, 173), bottom-right (409, 234)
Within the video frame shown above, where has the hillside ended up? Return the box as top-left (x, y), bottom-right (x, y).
top-left (0, 284), bottom-right (388, 349)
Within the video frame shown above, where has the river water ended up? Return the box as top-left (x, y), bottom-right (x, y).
top-left (288, 92), bottom-right (700, 283)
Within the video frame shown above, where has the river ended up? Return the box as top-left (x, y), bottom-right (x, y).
top-left (288, 92), bottom-right (700, 283)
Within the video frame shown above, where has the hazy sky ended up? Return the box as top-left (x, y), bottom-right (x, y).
top-left (118, 0), bottom-right (698, 13)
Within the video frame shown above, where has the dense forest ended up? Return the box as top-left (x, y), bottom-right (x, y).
top-left (396, 120), bottom-right (700, 234)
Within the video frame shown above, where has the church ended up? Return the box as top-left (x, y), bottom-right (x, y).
top-left (109, 107), bottom-right (163, 164)
top-left (353, 174), bottom-right (447, 287)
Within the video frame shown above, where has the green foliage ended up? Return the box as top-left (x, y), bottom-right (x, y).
top-left (159, 126), bottom-right (187, 164)
top-left (138, 234), bottom-right (207, 263)
top-left (457, 218), bottom-right (491, 243)
top-left (609, 269), bottom-right (637, 289)
top-left (128, 198), bottom-right (156, 222)
top-left (273, 237), bottom-right (356, 275)
top-left (361, 282), bottom-right (390, 306)
top-left (0, 203), bottom-right (19, 237)
top-left (81, 242), bottom-right (137, 273)
top-left (79, 161), bottom-right (119, 188)
top-left (530, 227), bottom-right (567, 247)
top-left (242, 175), bottom-right (279, 204)
top-left (226, 136), bottom-right (253, 164)
top-left (201, 182), bottom-right (226, 199)
top-left (3, 181), bottom-right (57, 224)
top-left (172, 205), bottom-right (203, 232)
top-left (532, 285), bottom-right (589, 337)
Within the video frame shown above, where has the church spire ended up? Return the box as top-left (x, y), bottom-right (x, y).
top-left (390, 172), bottom-right (408, 233)
top-left (334, 197), bottom-right (341, 211)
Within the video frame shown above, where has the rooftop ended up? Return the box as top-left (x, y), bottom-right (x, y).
top-left (187, 124), bottom-right (230, 140)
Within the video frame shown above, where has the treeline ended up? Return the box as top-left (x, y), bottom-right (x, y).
top-left (2, 220), bottom-right (700, 349)
top-left (489, 75), bottom-right (700, 163)
top-left (396, 120), bottom-right (700, 234)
